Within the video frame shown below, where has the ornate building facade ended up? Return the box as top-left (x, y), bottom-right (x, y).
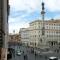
top-left (20, 19), bottom-right (60, 49)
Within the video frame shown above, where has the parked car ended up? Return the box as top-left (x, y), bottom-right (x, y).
top-left (16, 50), bottom-right (23, 56)
top-left (48, 56), bottom-right (58, 60)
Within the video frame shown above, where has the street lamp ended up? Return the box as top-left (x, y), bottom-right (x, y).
top-left (13, 30), bottom-right (16, 59)
top-left (35, 41), bottom-right (36, 60)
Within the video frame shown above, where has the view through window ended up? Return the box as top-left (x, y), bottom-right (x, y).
top-left (8, 0), bottom-right (60, 60)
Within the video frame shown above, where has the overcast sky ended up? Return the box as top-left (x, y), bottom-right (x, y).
top-left (9, 0), bottom-right (60, 33)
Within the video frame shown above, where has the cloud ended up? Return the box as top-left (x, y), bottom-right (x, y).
top-left (9, 0), bottom-right (41, 13)
top-left (9, 0), bottom-right (60, 33)
top-left (9, 17), bottom-right (15, 23)
top-left (44, 0), bottom-right (60, 12)
top-left (54, 15), bottom-right (60, 19)
top-left (9, 16), bottom-right (29, 33)
top-left (9, 18), bottom-right (29, 33)
top-left (9, 0), bottom-right (60, 14)
top-left (9, 21), bottom-right (29, 33)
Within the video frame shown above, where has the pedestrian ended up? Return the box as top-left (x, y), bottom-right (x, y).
top-left (45, 56), bottom-right (47, 60)
top-left (23, 51), bottom-right (24, 54)
top-left (23, 51), bottom-right (24, 55)
top-left (39, 55), bottom-right (42, 58)
top-left (35, 53), bottom-right (37, 56)
top-left (13, 50), bottom-right (15, 57)
top-left (24, 54), bottom-right (28, 60)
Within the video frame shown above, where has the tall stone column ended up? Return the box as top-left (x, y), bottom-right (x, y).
top-left (0, 0), bottom-right (10, 60)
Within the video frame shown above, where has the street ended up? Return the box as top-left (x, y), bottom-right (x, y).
top-left (9, 45), bottom-right (60, 60)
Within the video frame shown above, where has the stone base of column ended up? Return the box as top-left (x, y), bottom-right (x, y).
top-left (1, 48), bottom-right (7, 60)
top-left (0, 48), bottom-right (2, 60)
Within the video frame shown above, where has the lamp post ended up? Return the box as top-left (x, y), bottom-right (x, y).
top-left (35, 41), bottom-right (36, 60)
top-left (13, 30), bottom-right (16, 58)
top-left (34, 39), bottom-right (36, 60)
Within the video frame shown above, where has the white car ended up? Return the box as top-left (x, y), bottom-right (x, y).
top-left (48, 56), bottom-right (58, 60)
top-left (16, 51), bottom-right (22, 56)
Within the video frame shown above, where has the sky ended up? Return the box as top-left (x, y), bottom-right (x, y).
top-left (9, 0), bottom-right (60, 34)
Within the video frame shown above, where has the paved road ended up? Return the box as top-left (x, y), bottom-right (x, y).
top-left (9, 45), bottom-right (60, 60)
top-left (11, 51), bottom-right (45, 60)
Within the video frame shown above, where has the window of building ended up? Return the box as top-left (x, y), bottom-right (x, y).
top-left (56, 31), bottom-right (58, 34)
top-left (35, 31), bottom-right (36, 33)
top-left (39, 35), bottom-right (40, 37)
top-left (47, 35), bottom-right (48, 37)
top-left (46, 26), bottom-right (48, 29)
top-left (52, 27), bottom-right (53, 29)
top-left (35, 35), bottom-right (36, 37)
top-left (30, 42), bottom-right (34, 45)
top-left (11, 36), bottom-right (13, 39)
top-left (46, 23), bottom-right (48, 25)
top-left (40, 39), bottom-right (42, 43)
top-left (47, 31), bottom-right (48, 33)
top-left (54, 24), bottom-right (55, 25)
top-left (34, 26), bottom-right (36, 29)
top-left (39, 31), bottom-right (40, 33)
top-left (39, 22), bottom-right (40, 24)
top-left (52, 24), bottom-right (53, 25)
top-left (54, 27), bottom-right (55, 29)
top-left (34, 23), bottom-right (35, 26)
top-left (58, 24), bottom-right (60, 26)
top-left (39, 26), bottom-right (40, 28)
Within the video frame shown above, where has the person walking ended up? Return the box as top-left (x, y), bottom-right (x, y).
top-left (24, 54), bottom-right (28, 60)
top-left (45, 56), bottom-right (47, 60)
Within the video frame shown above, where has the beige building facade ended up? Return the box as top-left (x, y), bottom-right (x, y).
top-left (44, 20), bottom-right (60, 48)
top-left (9, 34), bottom-right (21, 44)
top-left (20, 28), bottom-right (30, 46)
top-left (20, 19), bottom-right (60, 49)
